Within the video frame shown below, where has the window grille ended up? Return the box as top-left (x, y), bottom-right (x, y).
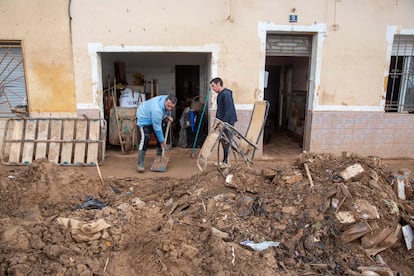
top-left (385, 35), bottom-right (414, 113)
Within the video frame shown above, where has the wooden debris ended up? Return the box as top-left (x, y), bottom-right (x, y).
top-left (261, 167), bottom-right (276, 179)
top-left (341, 221), bottom-right (372, 243)
top-left (335, 197), bottom-right (347, 213)
top-left (357, 265), bottom-right (394, 276)
top-left (381, 224), bottom-right (401, 248)
top-left (364, 224), bottom-right (402, 256)
top-left (96, 162), bottom-right (104, 185)
top-left (361, 228), bottom-right (393, 249)
top-left (339, 183), bottom-right (352, 198)
top-left (304, 163), bottom-right (314, 188)
top-left (364, 246), bottom-right (389, 257)
top-left (211, 227), bottom-right (230, 240)
top-left (281, 170), bottom-right (303, 184)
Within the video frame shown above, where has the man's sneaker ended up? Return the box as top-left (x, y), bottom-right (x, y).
top-left (136, 165), bottom-right (145, 173)
top-left (215, 161), bottom-right (230, 168)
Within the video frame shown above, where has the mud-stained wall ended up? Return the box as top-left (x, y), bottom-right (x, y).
top-left (0, 0), bottom-right (76, 113)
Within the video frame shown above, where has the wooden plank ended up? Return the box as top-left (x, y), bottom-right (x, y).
top-left (73, 120), bottom-right (87, 165)
top-left (60, 120), bottom-right (75, 165)
top-left (3, 119), bottom-right (14, 159)
top-left (35, 119), bottom-right (49, 160)
top-left (48, 120), bottom-right (62, 164)
top-left (86, 119), bottom-right (100, 165)
top-left (8, 119), bottom-right (24, 163)
top-left (21, 119), bottom-right (36, 165)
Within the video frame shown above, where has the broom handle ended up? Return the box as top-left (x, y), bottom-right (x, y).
top-left (191, 89), bottom-right (210, 156)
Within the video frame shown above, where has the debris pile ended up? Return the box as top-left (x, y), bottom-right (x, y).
top-left (0, 154), bottom-right (413, 275)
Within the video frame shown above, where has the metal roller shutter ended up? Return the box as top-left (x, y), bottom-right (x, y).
top-left (266, 34), bottom-right (312, 57)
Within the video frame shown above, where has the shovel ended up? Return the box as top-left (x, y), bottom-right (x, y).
top-left (150, 121), bottom-right (171, 172)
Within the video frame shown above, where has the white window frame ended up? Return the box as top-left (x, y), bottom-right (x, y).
top-left (384, 28), bottom-right (414, 113)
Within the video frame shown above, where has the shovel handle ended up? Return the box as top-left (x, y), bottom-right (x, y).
top-left (161, 121), bottom-right (171, 157)
top-left (164, 120), bottom-right (171, 142)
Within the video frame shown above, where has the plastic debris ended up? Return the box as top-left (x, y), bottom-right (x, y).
top-left (74, 195), bottom-right (108, 210)
top-left (402, 224), bottom-right (413, 250)
top-left (240, 240), bottom-right (280, 251)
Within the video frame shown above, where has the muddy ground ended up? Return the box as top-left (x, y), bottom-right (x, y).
top-left (0, 152), bottom-right (413, 275)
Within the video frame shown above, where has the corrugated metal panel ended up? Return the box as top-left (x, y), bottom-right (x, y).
top-left (392, 35), bottom-right (414, 56)
top-left (0, 42), bottom-right (27, 117)
top-left (266, 35), bottom-right (312, 57)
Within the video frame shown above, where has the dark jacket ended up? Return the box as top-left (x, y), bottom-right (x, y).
top-left (216, 88), bottom-right (237, 125)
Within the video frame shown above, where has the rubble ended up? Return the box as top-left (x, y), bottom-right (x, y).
top-left (0, 153), bottom-right (413, 275)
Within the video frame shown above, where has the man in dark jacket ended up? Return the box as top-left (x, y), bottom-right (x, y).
top-left (210, 77), bottom-right (237, 167)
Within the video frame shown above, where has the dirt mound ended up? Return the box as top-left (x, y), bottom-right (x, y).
top-left (0, 154), bottom-right (413, 275)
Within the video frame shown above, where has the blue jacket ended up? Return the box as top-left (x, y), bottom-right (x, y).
top-left (136, 95), bottom-right (169, 143)
top-left (216, 88), bottom-right (237, 125)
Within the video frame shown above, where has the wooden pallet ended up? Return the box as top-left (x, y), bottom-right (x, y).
top-left (1, 118), bottom-right (106, 166)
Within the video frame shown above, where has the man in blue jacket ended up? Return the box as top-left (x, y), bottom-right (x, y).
top-left (136, 95), bottom-right (177, 172)
top-left (210, 77), bottom-right (237, 167)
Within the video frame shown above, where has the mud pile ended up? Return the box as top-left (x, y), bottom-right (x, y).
top-left (0, 153), bottom-right (413, 275)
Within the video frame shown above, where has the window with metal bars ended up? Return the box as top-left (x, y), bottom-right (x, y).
top-left (0, 41), bottom-right (28, 117)
top-left (385, 35), bottom-right (414, 113)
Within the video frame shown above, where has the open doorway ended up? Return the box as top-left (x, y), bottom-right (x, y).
top-left (98, 52), bottom-right (210, 153)
top-left (175, 65), bottom-right (208, 149)
top-left (263, 34), bottom-right (312, 153)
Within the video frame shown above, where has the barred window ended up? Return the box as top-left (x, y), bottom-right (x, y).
top-left (0, 41), bottom-right (27, 117)
top-left (385, 35), bottom-right (414, 113)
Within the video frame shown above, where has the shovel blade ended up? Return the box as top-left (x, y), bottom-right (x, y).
top-left (150, 156), bottom-right (170, 172)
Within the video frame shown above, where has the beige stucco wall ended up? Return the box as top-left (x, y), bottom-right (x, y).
top-left (2, 0), bottom-right (413, 114)
top-left (68, 0), bottom-right (414, 114)
top-left (0, 0), bottom-right (76, 114)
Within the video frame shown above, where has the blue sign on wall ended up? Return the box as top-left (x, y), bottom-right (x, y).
top-left (289, 14), bottom-right (298, 23)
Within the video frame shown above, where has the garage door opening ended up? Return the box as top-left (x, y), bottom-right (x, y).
top-left (99, 52), bottom-right (210, 153)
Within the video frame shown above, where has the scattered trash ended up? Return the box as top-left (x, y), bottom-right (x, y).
top-left (402, 224), bottom-right (413, 250)
top-left (352, 199), bottom-right (380, 220)
top-left (131, 197), bottom-right (145, 208)
top-left (165, 198), bottom-right (173, 206)
top-left (7, 175), bottom-right (16, 179)
top-left (240, 240), bottom-right (280, 251)
top-left (73, 195), bottom-right (108, 210)
top-left (394, 173), bottom-right (407, 200)
top-left (225, 174), bottom-right (233, 184)
top-left (335, 211), bottom-right (356, 224)
top-left (338, 163), bottom-right (364, 181)
top-left (382, 199), bottom-right (399, 215)
top-left (56, 217), bottom-right (111, 242)
top-left (331, 198), bottom-right (340, 209)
